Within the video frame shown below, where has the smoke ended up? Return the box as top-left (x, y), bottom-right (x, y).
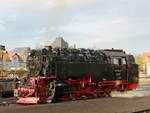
top-left (111, 88), bottom-right (150, 98)
top-left (44, 0), bottom-right (68, 45)
top-left (44, 0), bottom-right (98, 45)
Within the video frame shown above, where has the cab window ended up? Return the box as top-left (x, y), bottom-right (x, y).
top-left (112, 57), bottom-right (126, 65)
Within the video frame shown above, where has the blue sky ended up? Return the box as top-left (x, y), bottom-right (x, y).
top-left (0, 0), bottom-right (150, 54)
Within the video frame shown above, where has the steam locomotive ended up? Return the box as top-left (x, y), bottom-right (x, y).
top-left (14, 46), bottom-right (139, 104)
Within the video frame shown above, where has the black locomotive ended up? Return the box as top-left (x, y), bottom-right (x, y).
top-left (15, 47), bottom-right (139, 104)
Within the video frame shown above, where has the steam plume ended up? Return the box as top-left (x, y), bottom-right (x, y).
top-left (45, 0), bottom-right (68, 45)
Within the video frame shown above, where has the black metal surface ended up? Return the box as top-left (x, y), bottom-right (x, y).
top-left (26, 47), bottom-right (138, 84)
top-left (0, 78), bottom-right (14, 98)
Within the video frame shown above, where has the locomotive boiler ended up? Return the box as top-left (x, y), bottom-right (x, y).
top-left (14, 47), bottom-right (139, 104)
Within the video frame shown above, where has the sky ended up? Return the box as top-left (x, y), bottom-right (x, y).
top-left (0, 0), bottom-right (150, 54)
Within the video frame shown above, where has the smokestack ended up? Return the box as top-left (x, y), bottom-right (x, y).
top-left (44, 46), bottom-right (52, 51)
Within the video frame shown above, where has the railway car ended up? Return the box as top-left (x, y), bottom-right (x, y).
top-left (0, 78), bottom-right (14, 98)
top-left (14, 47), bottom-right (139, 104)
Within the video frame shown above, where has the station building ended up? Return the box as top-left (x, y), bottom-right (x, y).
top-left (139, 53), bottom-right (150, 75)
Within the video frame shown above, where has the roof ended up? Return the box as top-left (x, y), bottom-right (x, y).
top-left (141, 53), bottom-right (150, 57)
top-left (10, 47), bottom-right (30, 53)
top-left (11, 53), bottom-right (23, 62)
top-left (102, 49), bottom-right (127, 57)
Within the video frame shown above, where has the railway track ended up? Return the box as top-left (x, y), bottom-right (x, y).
top-left (0, 97), bottom-right (16, 106)
top-left (133, 109), bottom-right (150, 113)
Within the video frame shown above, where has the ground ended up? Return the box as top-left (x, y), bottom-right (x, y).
top-left (1, 73), bottom-right (150, 113)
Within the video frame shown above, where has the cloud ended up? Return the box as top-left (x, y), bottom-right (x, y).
top-left (0, 0), bottom-right (150, 54)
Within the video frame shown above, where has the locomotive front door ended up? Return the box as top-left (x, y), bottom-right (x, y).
top-left (112, 57), bottom-right (127, 80)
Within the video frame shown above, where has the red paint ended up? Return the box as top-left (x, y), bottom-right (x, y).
top-left (16, 76), bottom-right (138, 104)
top-left (127, 83), bottom-right (138, 89)
top-left (17, 97), bottom-right (40, 104)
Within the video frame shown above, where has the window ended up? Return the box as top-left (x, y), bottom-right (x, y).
top-left (112, 58), bottom-right (120, 65)
top-left (127, 55), bottom-right (135, 64)
top-left (122, 58), bottom-right (126, 65)
top-left (112, 57), bottom-right (126, 65)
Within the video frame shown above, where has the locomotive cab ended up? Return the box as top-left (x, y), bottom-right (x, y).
top-left (111, 57), bottom-right (127, 81)
top-left (126, 55), bottom-right (139, 89)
